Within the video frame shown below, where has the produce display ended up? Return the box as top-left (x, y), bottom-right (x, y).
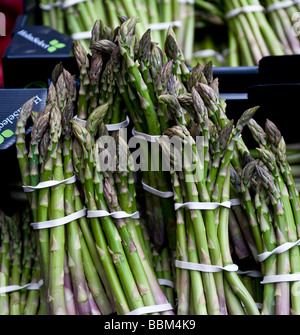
top-left (251, 143), bottom-right (300, 192)
top-left (0, 15), bottom-right (295, 316)
top-left (0, 209), bottom-right (42, 315)
top-left (38, 0), bottom-right (300, 65)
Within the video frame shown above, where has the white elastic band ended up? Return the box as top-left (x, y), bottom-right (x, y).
top-left (71, 31), bottom-right (92, 41)
top-left (149, 21), bottom-right (182, 31)
top-left (158, 279), bottom-right (175, 289)
top-left (132, 127), bottom-right (163, 143)
top-left (23, 175), bottom-right (77, 193)
top-left (125, 303), bottom-right (173, 315)
top-left (105, 116), bottom-right (130, 132)
top-left (142, 180), bottom-right (174, 199)
top-left (256, 303), bottom-right (263, 309)
top-left (222, 48), bottom-right (230, 57)
top-left (192, 50), bottom-right (221, 59)
top-left (87, 210), bottom-right (140, 219)
top-left (73, 115), bottom-right (130, 131)
top-left (31, 208), bottom-right (87, 230)
top-left (230, 198), bottom-right (242, 206)
top-left (175, 260), bottom-right (238, 273)
top-left (192, 49), bottom-right (226, 65)
top-left (73, 115), bottom-right (87, 126)
top-left (266, 0), bottom-right (294, 13)
top-left (177, 0), bottom-right (195, 4)
top-left (258, 239), bottom-right (300, 263)
top-left (237, 270), bottom-right (263, 278)
top-left (225, 5), bottom-right (265, 19)
top-left (0, 280), bottom-right (43, 294)
top-left (261, 273), bottom-right (300, 284)
top-left (39, 1), bottom-right (62, 10)
top-left (62, 0), bottom-right (87, 9)
top-left (174, 198), bottom-right (241, 211)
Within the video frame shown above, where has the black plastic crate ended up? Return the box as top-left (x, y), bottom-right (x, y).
top-left (2, 14), bottom-right (78, 89)
top-left (214, 55), bottom-right (300, 146)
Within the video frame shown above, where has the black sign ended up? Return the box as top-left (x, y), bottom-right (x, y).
top-left (0, 88), bottom-right (47, 150)
top-left (7, 23), bottom-right (73, 58)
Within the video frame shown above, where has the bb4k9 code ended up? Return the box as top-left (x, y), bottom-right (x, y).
top-left (148, 320), bottom-right (196, 330)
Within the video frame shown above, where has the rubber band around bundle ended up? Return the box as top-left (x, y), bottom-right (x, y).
top-left (174, 198), bottom-right (242, 211)
top-left (87, 209), bottom-right (140, 220)
top-left (132, 127), bottom-right (164, 143)
top-left (265, 0), bottom-right (295, 13)
top-left (73, 115), bottom-right (130, 131)
top-left (73, 115), bottom-right (87, 126)
top-left (106, 116), bottom-right (130, 132)
top-left (175, 260), bottom-right (238, 273)
top-left (31, 208), bottom-right (87, 230)
top-left (257, 238), bottom-right (300, 263)
top-left (177, 0), bottom-right (195, 5)
top-left (141, 180), bottom-right (174, 199)
top-left (158, 279), bottom-right (175, 289)
top-left (225, 5), bottom-right (265, 19)
top-left (149, 21), bottom-right (182, 31)
top-left (256, 302), bottom-right (263, 309)
top-left (71, 31), bottom-right (92, 41)
top-left (125, 303), bottom-right (173, 315)
top-left (61, 0), bottom-right (88, 9)
top-left (23, 175), bottom-right (77, 193)
top-left (237, 269), bottom-right (263, 278)
top-left (192, 49), bottom-right (226, 65)
top-left (261, 273), bottom-right (300, 285)
top-left (39, 1), bottom-right (62, 10)
top-left (0, 280), bottom-right (43, 294)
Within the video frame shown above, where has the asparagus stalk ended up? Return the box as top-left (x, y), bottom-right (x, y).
top-left (218, 167), bottom-right (260, 315)
top-left (74, 41), bottom-right (90, 121)
top-left (7, 215), bottom-right (22, 315)
top-left (71, 119), bottom-right (138, 315)
top-left (256, 164), bottom-right (291, 315)
top-left (0, 213), bottom-right (10, 315)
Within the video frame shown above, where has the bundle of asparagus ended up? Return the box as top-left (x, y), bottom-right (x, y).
top-left (0, 209), bottom-right (42, 315)
top-left (251, 142), bottom-right (300, 192)
top-left (193, 0), bottom-right (300, 66)
top-left (85, 16), bottom-right (263, 314)
top-left (229, 118), bottom-right (300, 315)
top-left (224, 0), bottom-right (286, 66)
top-left (70, 109), bottom-right (174, 315)
top-left (262, 0), bottom-right (300, 55)
top-left (158, 116), bottom-right (261, 315)
top-left (286, 143), bottom-right (300, 193)
top-left (15, 72), bottom-right (115, 315)
top-left (39, 0), bottom-right (194, 61)
top-left (191, 31), bottom-right (227, 67)
top-left (15, 13), bottom-right (300, 315)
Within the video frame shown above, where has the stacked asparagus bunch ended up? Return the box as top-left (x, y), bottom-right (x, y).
top-left (70, 111), bottom-right (174, 315)
top-left (0, 209), bottom-right (41, 315)
top-left (158, 110), bottom-right (261, 315)
top-left (262, 0), bottom-right (300, 55)
top-left (15, 14), bottom-right (300, 315)
top-left (251, 142), bottom-right (300, 192)
top-left (15, 72), bottom-right (115, 315)
top-left (193, 0), bottom-right (300, 66)
top-left (39, 0), bottom-right (194, 60)
top-left (85, 16), bottom-right (264, 314)
top-left (15, 36), bottom-right (175, 314)
top-left (224, 0), bottom-right (286, 66)
top-left (39, 0), bottom-right (300, 67)
top-left (228, 118), bottom-right (300, 315)
top-left (286, 143), bottom-right (300, 193)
